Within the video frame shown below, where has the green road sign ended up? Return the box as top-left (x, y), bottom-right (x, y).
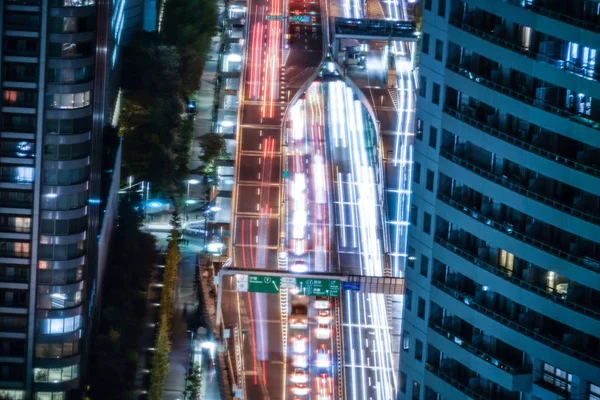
top-left (266, 15), bottom-right (285, 21)
top-left (296, 278), bottom-right (340, 297)
top-left (282, 170), bottom-right (290, 179)
top-left (248, 275), bottom-right (281, 294)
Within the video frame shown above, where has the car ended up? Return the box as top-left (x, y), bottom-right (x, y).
top-left (291, 238), bottom-right (306, 255)
top-left (315, 324), bottom-right (331, 339)
top-left (315, 373), bottom-right (333, 400)
top-left (316, 309), bottom-right (331, 324)
top-left (290, 260), bottom-right (308, 273)
top-left (292, 383), bottom-right (310, 396)
top-left (292, 354), bottom-right (308, 368)
top-left (315, 345), bottom-right (331, 368)
top-left (314, 296), bottom-right (330, 309)
top-left (291, 335), bottom-right (308, 354)
top-left (290, 368), bottom-right (308, 383)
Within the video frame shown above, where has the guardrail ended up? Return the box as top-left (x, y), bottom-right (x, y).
top-left (434, 235), bottom-right (600, 321)
top-left (425, 362), bottom-right (490, 400)
top-left (439, 148), bottom-right (600, 225)
top-left (443, 105), bottom-right (600, 178)
top-left (431, 278), bottom-right (600, 367)
top-left (428, 320), bottom-right (530, 375)
top-left (445, 61), bottom-right (600, 132)
top-left (334, 297), bottom-right (345, 400)
top-left (435, 187), bottom-right (600, 273)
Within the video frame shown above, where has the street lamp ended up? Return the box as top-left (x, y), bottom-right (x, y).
top-left (185, 179), bottom-right (200, 222)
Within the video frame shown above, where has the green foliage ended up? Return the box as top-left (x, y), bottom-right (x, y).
top-left (147, 314), bottom-right (171, 400)
top-left (198, 133), bottom-right (227, 176)
top-left (185, 362), bottom-right (202, 400)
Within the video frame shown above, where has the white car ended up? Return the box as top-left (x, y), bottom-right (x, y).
top-left (315, 373), bottom-right (333, 400)
top-left (292, 383), bottom-right (310, 396)
top-left (316, 309), bottom-right (331, 324)
top-left (315, 345), bottom-right (331, 368)
top-left (315, 324), bottom-right (331, 339)
top-left (290, 368), bottom-right (308, 383)
top-left (292, 354), bottom-right (308, 368)
top-left (290, 260), bottom-right (308, 273)
top-left (291, 335), bottom-right (308, 354)
top-left (292, 238), bottom-right (306, 255)
top-left (314, 296), bottom-right (330, 309)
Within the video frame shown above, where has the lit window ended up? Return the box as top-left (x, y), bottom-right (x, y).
top-left (36, 392), bottom-right (65, 400)
top-left (16, 167), bottom-right (34, 183)
top-left (39, 315), bottom-right (81, 334)
top-left (590, 383), bottom-right (600, 400)
top-left (48, 92), bottom-right (91, 109)
top-left (543, 362), bottom-right (572, 393)
top-left (63, 0), bottom-right (95, 6)
top-left (34, 365), bottom-right (78, 383)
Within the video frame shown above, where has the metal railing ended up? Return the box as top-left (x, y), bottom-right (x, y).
top-left (503, 0), bottom-right (600, 34)
top-left (424, 362), bottom-right (489, 400)
top-left (443, 105), bottom-right (600, 179)
top-left (334, 297), bottom-right (344, 400)
top-left (449, 18), bottom-right (600, 82)
top-left (429, 320), bottom-right (530, 375)
top-left (434, 235), bottom-right (600, 321)
top-left (436, 188), bottom-right (600, 273)
top-left (431, 278), bottom-right (600, 367)
top-left (445, 61), bottom-right (600, 131)
top-left (439, 149), bottom-right (600, 225)
top-left (440, 147), bottom-right (600, 226)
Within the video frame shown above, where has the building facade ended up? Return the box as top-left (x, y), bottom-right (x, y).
top-left (0, 0), bottom-right (124, 398)
top-left (401, 0), bottom-right (600, 399)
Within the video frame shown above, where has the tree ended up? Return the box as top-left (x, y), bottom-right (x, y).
top-left (147, 316), bottom-right (171, 400)
top-left (198, 133), bottom-right (227, 176)
top-left (185, 362), bottom-right (202, 400)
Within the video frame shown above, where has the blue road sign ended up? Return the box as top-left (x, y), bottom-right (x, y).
top-left (342, 281), bottom-right (360, 291)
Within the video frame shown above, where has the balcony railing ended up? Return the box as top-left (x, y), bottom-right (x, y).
top-left (503, 0), bottom-right (600, 34)
top-left (446, 60), bottom-right (600, 130)
top-left (424, 362), bottom-right (489, 400)
top-left (435, 187), bottom-right (600, 273)
top-left (431, 278), bottom-right (600, 367)
top-left (449, 18), bottom-right (600, 82)
top-left (443, 105), bottom-right (600, 178)
top-left (439, 149), bottom-right (600, 225)
top-left (429, 320), bottom-right (530, 375)
top-left (434, 235), bottom-right (600, 321)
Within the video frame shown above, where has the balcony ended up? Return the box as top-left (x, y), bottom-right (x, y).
top-left (428, 320), bottom-right (533, 391)
top-left (439, 149), bottom-right (600, 226)
top-left (446, 61), bottom-right (600, 130)
top-left (443, 105), bottom-right (600, 179)
top-left (424, 362), bottom-right (492, 400)
top-left (503, 0), bottom-right (600, 35)
top-left (434, 235), bottom-right (600, 322)
top-left (449, 18), bottom-right (600, 83)
top-left (431, 278), bottom-right (600, 368)
top-left (436, 189), bottom-right (600, 273)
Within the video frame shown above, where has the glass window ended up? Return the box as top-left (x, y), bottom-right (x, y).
top-left (423, 212), bottom-right (432, 234)
top-left (420, 255), bottom-right (429, 277)
top-left (48, 91), bottom-right (91, 109)
top-left (426, 169), bottom-right (434, 191)
top-left (437, 0), bottom-right (446, 17)
top-left (416, 118), bottom-right (423, 140)
top-left (400, 372), bottom-right (407, 393)
top-left (590, 383), bottom-right (600, 400)
top-left (413, 162), bottom-right (421, 184)
top-left (419, 76), bottom-right (427, 98)
top-left (543, 362), bottom-right (572, 393)
top-left (36, 393), bottom-right (65, 400)
top-left (422, 33), bottom-right (430, 55)
top-left (428, 126), bottom-right (438, 149)
top-left (417, 297), bottom-right (426, 319)
top-left (39, 315), bottom-right (81, 334)
top-left (405, 288), bottom-right (412, 310)
top-left (402, 331), bottom-right (410, 352)
top-left (424, 0), bottom-right (431, 11)
top-left (415, 339), bottom-right (423, 361)
top-left (62, 17), bottom-right (78, 33)
top-left (432, 83), bottom-right (440, 105)
top-left (407, 247), bottom-right (415, 268)
top-left (410, 204), bottom-right (418, 226)
top-left (435, 39), bottom-right (444, 61)
top-left (412, 381), bottom-right (421, 400)
top-left (33, 365), bottom-right (78, 383)
top-left (62, 0), bottom-right (95, 6)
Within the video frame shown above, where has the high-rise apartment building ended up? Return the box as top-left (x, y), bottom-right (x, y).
top-left (402, 0), bottom-right (600, 399)
top-left (0, 0), bottom-right (138, 398)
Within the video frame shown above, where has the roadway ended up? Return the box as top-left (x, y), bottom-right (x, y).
top-left (227, 0), bottom-right (326, 396)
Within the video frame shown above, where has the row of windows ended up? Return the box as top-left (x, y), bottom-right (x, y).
top-left (38, 289), bottom-right (82, 310)
top-left (39, 242), bottom-right (85, 261)
top-left (43, 166), bottom-right (89, 186)
top-left (35, 340), bottom-right (80, 358)
top-left (0, 189), bottom-right (32, 208)
top-left (37, 267), bottom-right (83, 285)
top-left (41, 216), bottom-right (88, 236)
top-left (38, 315), bottom-right (81, 335)
top-left (33, 364), bottom-right (78, 383)
top-left (2, 115), bottom-right (92, 135)
top-left (36, 393), bottom-right (65, 400)
top-left (0, 215), bottom-right (31, 233)
top-left (47, 91), bottom-right (91, 110)
top-left (1, 140), bottom-right (35, 158)
top-left (3, 38), bottom-right (95, 58)
top-left (42, 191), bottom-right (88, 211)
top-left (0, 314), bottom-right (27, 332)
top-left (0, 241), bottom-right (30, 258)
top-left (0, 264), bottom-right (29, 283)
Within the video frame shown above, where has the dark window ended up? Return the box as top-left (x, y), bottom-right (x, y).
top-left (437, 0), bottom-right (446, 17)
top-left (424, 0), bottom-right (431, 11)
top-left (413, 162), bottom-right (421, 184)
top-left (435, 39), bottom-right (444, 61)
top-left (422, 33), bottom-right (430, 54)
top-left (415, 339), bottom-right (423, 361)
top-left (429, 126), bottom-right (438, 149)
top-left (407, 247), bottom-right (415, 269)
top-left (417, 297), bottom-right (426, 319)
top-left (432, 83), bottom-right (440, 105)
top-left (419, 76), bottom-right (427, 98)
top-left (3, 63), bottom-right (38, 82)
top-left (400, 372), bottom-right (407, 393)
top-left (423, 212), bottom-right (432, 234)
top-left (410, 204), bottom-right (418, 226)
top-left (426, 169), bottom-right (434, 191)
top-left (4, 13), bottom-right (40, 31)
top-left (420, 255), bottom-right (429, 277)
top-left (405, 288), bottom-right (412, 311)
top-left (412, 381), bottom-right (421, 400)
